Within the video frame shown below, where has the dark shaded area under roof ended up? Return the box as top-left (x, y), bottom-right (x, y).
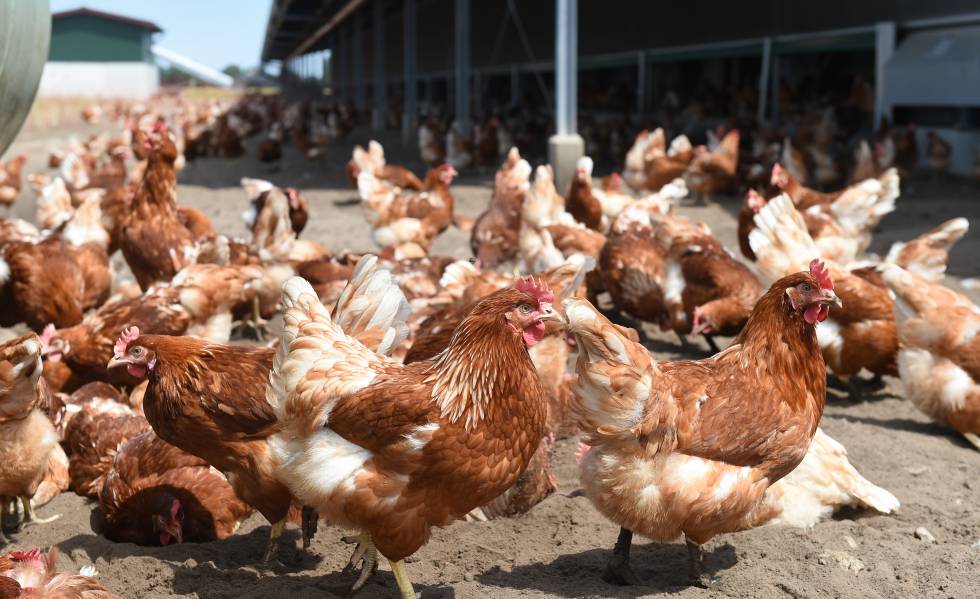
top-left (262, 0), bottom-right (980, 66)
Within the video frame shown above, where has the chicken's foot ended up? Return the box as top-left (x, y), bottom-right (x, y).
top-left (602, 527), bottom-right (640, 586)
top-left (464, 507), bottom-right (489, 522)
top-left (963, 432), bottom-right (980, 452)
top-left (342, 532), bottom-right (379, 593)
top-left (236, 297), bottom-right (270, 341)
top-left (702, 334), bottom-right (721, 354)
top-left (389, 558), bottom-right (418, 599)
top-left (685, 537), bottom-right (719, 589)
top-left (19, 496), bottom-right (59, 526)
top-left (301, 506), bottom-right (318, 550)
top-left (261, 519), bottom-right (286, 564)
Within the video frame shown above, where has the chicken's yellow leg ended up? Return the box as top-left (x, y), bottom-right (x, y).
top-left (389, 558), bottom-right (417, 599)
top-left (20, 496), bottom-right (59, 525)
top-left (261, 518), bottom-right (286, 563)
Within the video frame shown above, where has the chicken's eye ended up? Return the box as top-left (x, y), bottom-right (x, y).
top-left (800, 283), bottom-right (812, 292)
top-left (519, 303), bottom-right (532, 314)
top-left (132, 347), bottom-right (142, 356)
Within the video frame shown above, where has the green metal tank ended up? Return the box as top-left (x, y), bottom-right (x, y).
top-left (0, 0), bottom-right (51, 157)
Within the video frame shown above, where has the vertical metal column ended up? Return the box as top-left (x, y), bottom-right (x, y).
top-left (353, 11), bottom-right (366, 112)
top-left (757, 37), bottom-right (772, 124)
top-left (372, 0), bottom-right (386, 130)
top-left (454, 0), bottom-right (471, 136)
top-left (555, 0), bottom-right (577, 136)
top-left (548, 0), bottom-right (582, 194)
top-left (402, 0), bottom-right (417, 142)
top-left (875, 21), bottom-right (896, 127)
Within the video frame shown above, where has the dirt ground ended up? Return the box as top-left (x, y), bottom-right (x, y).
top-left (2, 123), bottom-right (980, 599)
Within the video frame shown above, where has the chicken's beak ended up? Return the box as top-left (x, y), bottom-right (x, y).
top-left (538, 303), bottom-right (561, 322)
top-left (107, 355), bottom-right (127, 370)
top-left (823, 290), bottom-right (843, 310)
top-left (691, 321), bottom-right (711, 336)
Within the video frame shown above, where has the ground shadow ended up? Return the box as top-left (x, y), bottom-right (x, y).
top-left (476, 541), bottom-right (737, 598)
top-left (821, 411), bottom-right (963, 442)
top-left (168, 560), bottom-right (456, 599)
top-left (57, 524), bottom-right (320, 573)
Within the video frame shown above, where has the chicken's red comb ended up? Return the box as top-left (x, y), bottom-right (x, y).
top-left (575, 441), bottom-right (591, 466)
top-left (114, 326), bottom-right (141, 358)
top-left (515, 276), bottom-right (554, 304)
top-left (809, 259), bottom-right (833, 291)
top-left (9, 549), bottom-right (41, 562)
top-left (151, 122), bottom-right (168, 133)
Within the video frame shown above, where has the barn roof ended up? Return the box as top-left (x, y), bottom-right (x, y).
top-left (52, 7), bottom-right (163, 33)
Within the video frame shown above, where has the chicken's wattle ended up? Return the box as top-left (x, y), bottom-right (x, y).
top-left (523, 321), bottom-right (545, 346)
top-left (803, 303), bottom-right (829, 325)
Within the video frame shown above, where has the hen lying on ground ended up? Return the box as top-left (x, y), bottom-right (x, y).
top-left (99, 431), bottom-right (253, 546)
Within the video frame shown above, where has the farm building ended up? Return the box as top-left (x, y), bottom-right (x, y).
top-left (263, 0), bottom-right (980, 177)
top-left (38, 7), bottom-right (162, 99)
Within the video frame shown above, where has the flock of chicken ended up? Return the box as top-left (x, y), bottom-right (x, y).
top-left (0, 94), bottom-right (977, 599)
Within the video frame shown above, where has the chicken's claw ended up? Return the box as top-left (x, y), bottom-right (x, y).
top-left (686, 538), bottom-right (721, 589)
top-left (342, 533), bottom-right (379, 593)
top-left (261, 519), bottom-right (286, 565)
top-left (19, 496), bottom-right (59, 526)
top-left (603, 555), bottom-right (641, 586)
top-left (602, 527), bottom-right (640, 586)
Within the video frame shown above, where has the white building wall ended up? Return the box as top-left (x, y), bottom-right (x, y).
top-left (37, 62), bottom-right (159, 99)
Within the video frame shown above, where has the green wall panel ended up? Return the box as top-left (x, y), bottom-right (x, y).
top-left (49, 15), bottom-right (149, 62)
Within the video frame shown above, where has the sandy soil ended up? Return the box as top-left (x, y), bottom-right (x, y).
top-left (2, 125), bottom-right (980, 599)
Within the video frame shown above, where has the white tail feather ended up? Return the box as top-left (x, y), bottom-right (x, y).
top-left (749, 193), bottom-right (820, 284)
top-left (332, 255), bottom-right (411, 356)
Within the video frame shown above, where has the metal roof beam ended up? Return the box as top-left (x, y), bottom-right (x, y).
top-left (287, 0), bottom-right (367, 61)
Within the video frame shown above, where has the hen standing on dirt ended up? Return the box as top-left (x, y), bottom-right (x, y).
top-left (119, 123), bottom-right (199, 290)
top-left (565, 261), bottom-right (840, 587)
top-left (267, 269), bottom-right (558, 598)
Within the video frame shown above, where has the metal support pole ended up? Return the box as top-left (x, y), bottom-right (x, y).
top-left (757, 37), bottom-right (772, 124)
top-left (454, 0), bottom-right (471, 136)
top-left (372, 0), bottom-right (386, 130)
top-left (555, 0), bottom-right (577, 136)
top-left (353, 11), bottom-right (366, 112)
top-left (549, 0), bottom-right (582, 194)
top-left (510, 64), bottom-right (520, 106)
top-left (402, 0), bottom-right (417, 142)
top-left (874, 21), bottom-right (896, 127)
top-left (637, 51), bottom-right (647, 116)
